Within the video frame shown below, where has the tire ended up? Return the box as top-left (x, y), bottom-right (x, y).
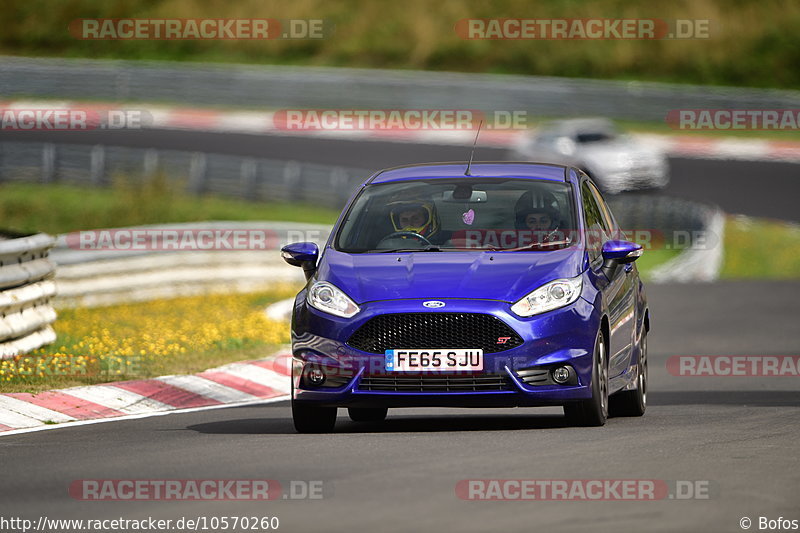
top-left (292, 401), bottom-right (337, 433)
top-left (348, 407), bottom-right (388, 422)
top-left (564, 329), bottom-right (608, 427)
top-left (609, 330), bottom-right (647, 417)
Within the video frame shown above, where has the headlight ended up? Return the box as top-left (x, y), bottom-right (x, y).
top-left (307, 281), bottom-right (360, 318)
top-left (510, 275), bottom-right (583, 317)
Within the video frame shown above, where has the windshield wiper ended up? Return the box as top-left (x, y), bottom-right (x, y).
top-left (506, 240), bottom-right (572, 251)
top-left (376, 245), bottom-right (443, 253)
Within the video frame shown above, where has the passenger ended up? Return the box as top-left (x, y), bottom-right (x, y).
top-left (514, 191), bottom-right (564, 245)
top-left (522, 209), bottom-right (555, 232)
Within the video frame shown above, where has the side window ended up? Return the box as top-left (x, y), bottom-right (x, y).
top-left (580, 181), bottom-right (607, 262)
top-left (587, 182), bottom-right (618, 237)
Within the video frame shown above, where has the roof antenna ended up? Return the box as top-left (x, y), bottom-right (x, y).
top-left (464, 120), bottom-right (482, 176)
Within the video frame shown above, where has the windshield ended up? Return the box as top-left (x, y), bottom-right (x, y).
top-left (335, 178), bottom-right (577, 253)
top-left (575, 131), bottom-right (616, 143)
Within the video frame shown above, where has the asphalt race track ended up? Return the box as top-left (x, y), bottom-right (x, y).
top-left (1, 281), bottom-right (798, 533)
top-left (2, 129), bottom-right (799, 221)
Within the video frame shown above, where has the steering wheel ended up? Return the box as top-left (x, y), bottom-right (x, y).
top-left (377, 231), bottom-right (433, 248)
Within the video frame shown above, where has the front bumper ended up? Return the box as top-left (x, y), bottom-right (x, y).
top-left (290, 295), bottom-right (601, 408)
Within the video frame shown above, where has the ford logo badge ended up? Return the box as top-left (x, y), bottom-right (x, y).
top-left (423, 300), bottom-right (446, 308)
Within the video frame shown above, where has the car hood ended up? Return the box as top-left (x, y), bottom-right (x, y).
top-left (316, 246), bottom-right (585, 303)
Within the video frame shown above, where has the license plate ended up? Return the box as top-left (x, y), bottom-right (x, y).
top-left (385, 349), bottom-right (484, 371)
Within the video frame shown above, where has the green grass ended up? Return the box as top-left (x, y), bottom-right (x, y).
top-left (634, 248), bottom-right (683, 280)
top-left (1, 0), bottom-right (799, 89)
top-left (0, 179), bottom-right (340, 235)
top-left (632, 216), bottom-right (800, 280)
top-left (721, 216), bottom-right (800, 279)
top-left (0, 287), bottom-right (298, 394)
top-left (1, 345), bottom-right (286, 395)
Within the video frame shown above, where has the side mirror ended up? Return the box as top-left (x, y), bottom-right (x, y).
top-left (600, 240), bottom-right (642, 279)
top-left (281, 242), bottom-right (319, 280)
top-left (602, 240), bottom-right (643, 264)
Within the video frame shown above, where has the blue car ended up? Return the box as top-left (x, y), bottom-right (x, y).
top-left (281, 162), bottom-right (649, 433)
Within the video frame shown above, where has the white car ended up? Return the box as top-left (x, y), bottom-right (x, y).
top-left (511, 118), bottom-right (670, 194)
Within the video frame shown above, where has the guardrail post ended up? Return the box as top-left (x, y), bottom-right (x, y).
top-left (90, 144), bottom-right (106, 186)
top-left (283, 160), bottom-right (302, 202)
top-left (188, 152), bottom-right (207, 194)
top-left (240, 158), bottom-right (258, 200)
top-left (115, 70), bottom-right (130, 100)
top-left (41, 143), bottom-right (56, 183)
top-left (330, 167), bottom-right (349, 207)
top-left (143, 149), bottom-right (159, 177)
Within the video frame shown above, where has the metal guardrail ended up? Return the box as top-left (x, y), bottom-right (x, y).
top-left (607, 194), bottom-right (715, 240)
top-left (607, 194), bottom-right (726, 282)
top-left (0, 141), bottom-right (371, 208)
top-left (649, 207), bottom-right (725, 283)
top-left (0, 232), bottom-right (57, 358)
top-left (2, 56), bottom-right (800, 121)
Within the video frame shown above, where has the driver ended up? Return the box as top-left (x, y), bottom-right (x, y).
top-left (387, 200), bottom-right (440, 240)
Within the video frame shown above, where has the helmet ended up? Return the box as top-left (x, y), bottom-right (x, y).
top-left (387, 200), bottom-right (440, 237)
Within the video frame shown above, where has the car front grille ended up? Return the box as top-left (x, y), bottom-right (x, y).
top-left (358, 373), bottom-right (511, 392)
top-left (346, 313), bottom-right (523, 354)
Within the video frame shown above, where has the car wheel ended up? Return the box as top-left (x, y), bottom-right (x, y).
top-left (564, 329), bottom-right (608, 427)
top-left (292, 401), bottom-right (337, 433)
top-left (348, 407), bottom-right (388, 422)
top-left (609, 330), bottom-right (647, 417)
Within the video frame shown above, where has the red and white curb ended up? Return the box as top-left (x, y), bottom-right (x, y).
top-left (4, 100), bottom-right (800, 162)
top-left (0, 353), bottom-right (293, 436)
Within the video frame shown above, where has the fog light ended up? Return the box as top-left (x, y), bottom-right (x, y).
top-left (552, 366), bottom-right (571, 384)
top-left (307, 366), bottom-right (326, 385)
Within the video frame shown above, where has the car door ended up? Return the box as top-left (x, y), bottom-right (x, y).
top-left (586, 181), bottom-right (636, 378)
